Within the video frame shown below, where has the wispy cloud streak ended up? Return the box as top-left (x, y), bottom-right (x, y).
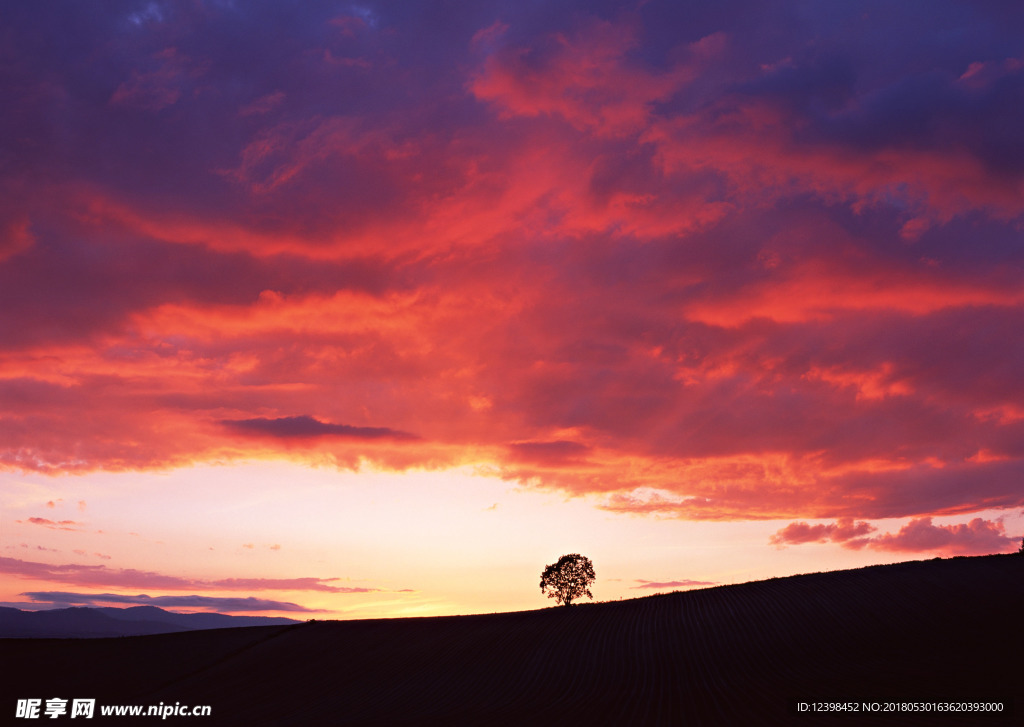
top-left (0, 557), bottom-right (383, 593)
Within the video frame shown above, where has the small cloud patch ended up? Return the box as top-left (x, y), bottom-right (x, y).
top-left (20, 517), bottom-right (81, 532)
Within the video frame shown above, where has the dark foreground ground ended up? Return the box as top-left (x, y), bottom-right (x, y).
top-left (3, 555), bottom-right (1023, 725)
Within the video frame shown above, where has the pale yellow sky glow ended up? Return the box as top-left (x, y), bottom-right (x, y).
top-left (4, 462), bottom-right (1016, 619)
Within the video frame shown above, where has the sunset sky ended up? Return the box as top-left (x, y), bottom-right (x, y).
top-left (2, 0), bottom-right (1023, 619)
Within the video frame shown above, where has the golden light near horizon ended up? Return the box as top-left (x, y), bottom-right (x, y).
top-left (4, 460), bottom-right (1020, 619)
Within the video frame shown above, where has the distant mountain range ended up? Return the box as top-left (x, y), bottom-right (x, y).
top-left (0, 605), bottom-right (299, 638)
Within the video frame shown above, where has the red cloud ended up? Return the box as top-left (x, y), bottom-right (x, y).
top-left (683, 261), bottom-right (1024, 326)
top-left (0, 2), bottom-right (1023, 534)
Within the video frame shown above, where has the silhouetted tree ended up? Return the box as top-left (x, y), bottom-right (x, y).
top-left (540, 553), bottom-right (595, 607)
top-left (1018, 536), bottom-right (1024, 555)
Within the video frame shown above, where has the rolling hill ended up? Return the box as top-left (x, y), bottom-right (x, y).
top-left (3, 555), bottom-right (1022, 725)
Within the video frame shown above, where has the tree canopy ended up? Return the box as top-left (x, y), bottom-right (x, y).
top-left (540, 553), bottom-right (596, 607)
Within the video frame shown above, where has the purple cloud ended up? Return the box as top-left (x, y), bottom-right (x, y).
top-left (20, 591), bottom-right (318, 613)
top-left (221, 415), bottom-right (418, 441)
